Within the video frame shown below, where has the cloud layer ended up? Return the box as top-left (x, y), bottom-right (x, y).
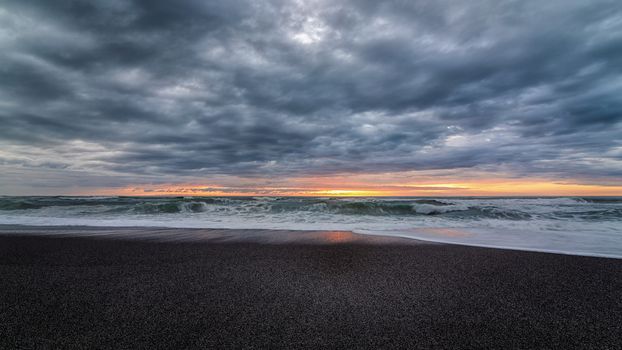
top-left (1, 0), bottom-right (621, 193)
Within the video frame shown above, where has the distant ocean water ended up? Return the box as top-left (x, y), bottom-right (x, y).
top-left (1, 196), bottom-right (621, 258)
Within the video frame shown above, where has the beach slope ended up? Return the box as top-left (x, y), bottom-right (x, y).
top-left (1, 226), bottom-right (621, 349)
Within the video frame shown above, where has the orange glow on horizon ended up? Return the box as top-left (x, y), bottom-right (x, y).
top-left (87, 177), bottom-right (622, 197)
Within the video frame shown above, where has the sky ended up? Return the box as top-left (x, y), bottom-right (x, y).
top-left (0, 0), bottom-right (621, 196)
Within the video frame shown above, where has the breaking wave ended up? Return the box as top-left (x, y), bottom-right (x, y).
top-left (0, 196), bottom-right (620, 220)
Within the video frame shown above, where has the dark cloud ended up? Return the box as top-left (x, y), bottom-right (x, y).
top-left (0, 0), bottom-right (621, 192)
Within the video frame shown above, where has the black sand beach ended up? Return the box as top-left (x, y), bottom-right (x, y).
top-left (1, 226), bottom-right (621, 349)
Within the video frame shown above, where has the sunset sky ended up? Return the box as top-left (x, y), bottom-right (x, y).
top-left (1, 0), bottom-right (621, 196)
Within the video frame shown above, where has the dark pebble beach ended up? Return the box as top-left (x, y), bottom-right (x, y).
top-left (1, 226), bottom-right (621, 349)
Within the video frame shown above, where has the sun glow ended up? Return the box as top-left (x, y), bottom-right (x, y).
top-left (89, 175), bottom-right (622, 197)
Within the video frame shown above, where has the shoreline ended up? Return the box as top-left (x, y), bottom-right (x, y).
top-left (2, 226), bottom-right (622, 348)
top-left (1, 224), bottom-right (621, 260)
top-left (0, 224), bottom-right (432, 245)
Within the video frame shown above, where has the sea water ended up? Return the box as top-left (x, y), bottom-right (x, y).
top-left (1, 196), bottom-right (621, 258)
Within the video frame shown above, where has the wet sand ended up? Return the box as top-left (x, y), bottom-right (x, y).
top-left (1, 226), bottom-right (621, 349)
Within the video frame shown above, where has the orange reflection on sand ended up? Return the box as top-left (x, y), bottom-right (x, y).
top-left (317, 231), bottom-right (357, 243)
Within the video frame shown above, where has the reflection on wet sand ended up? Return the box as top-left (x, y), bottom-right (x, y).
top-left (415, 228), bottom-right (472, 238)
top-left (316, 231), bottom-right (357, 243)
top-left (0, 225), bottom-right (427, 245)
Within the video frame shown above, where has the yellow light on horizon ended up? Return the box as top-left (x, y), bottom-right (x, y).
top-left (90, 177), bottom-right (622, 197)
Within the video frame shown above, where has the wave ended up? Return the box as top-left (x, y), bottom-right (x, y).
top-left (126, 201), bottom-right (210, 214)
top-left (0, 200), bottom-right (43, 210)
top-left (325, 201), bottom-right (466, 215)
top-left (0, 197), bottom-right (226, 211)
top-left (1, 196), bottom-right (620, 221)
top-left (579, 197), bottom-right (622, 204)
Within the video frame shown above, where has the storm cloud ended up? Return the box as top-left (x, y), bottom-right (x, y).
top-left (1, 0), bottom-right (621, 192)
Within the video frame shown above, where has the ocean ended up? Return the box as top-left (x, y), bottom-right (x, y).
top-left (1, 196), bottom-right (621, 258)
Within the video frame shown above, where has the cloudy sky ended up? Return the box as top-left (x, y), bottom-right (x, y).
top-left (1, 0), bottom-right (621, 196)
